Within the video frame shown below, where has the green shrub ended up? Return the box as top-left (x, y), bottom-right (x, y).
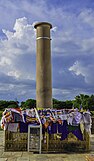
top-left (0, 111), bottom-right (3, 118)
top-left (91, 111), bottom-right (94, 116)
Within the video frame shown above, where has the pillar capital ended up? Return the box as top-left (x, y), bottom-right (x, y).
top-left (34, 22), bottom-right (52, 29)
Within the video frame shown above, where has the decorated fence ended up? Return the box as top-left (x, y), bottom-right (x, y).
top-left (39, 108), bottom-right (91, 152)
top-left (1, 107), bottom-right (91, 153)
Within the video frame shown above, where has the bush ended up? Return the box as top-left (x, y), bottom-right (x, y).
top-left (0, 111), bottom-right (3, 119)
top-left (91, 111), bottom-right (94, 116)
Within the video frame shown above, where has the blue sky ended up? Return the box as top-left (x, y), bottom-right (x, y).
top-left (0, 0), bottom-right (94, 102)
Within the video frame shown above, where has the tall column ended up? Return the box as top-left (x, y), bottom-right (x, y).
top-left (34, 22), bottom-right (52, 109)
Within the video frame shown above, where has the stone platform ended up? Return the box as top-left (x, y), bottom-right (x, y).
top-left (0, 131), bottom-right (94, 161)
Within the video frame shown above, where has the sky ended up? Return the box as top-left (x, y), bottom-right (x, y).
top-left (0, 0), bottom-right (94, 102)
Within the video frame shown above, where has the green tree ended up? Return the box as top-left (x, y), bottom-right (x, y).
top-left (7, 104), bottom-right (18, 109)
top-left (21, 99), bottom-right (36, 109)
top-left (88, 95), bottom-right (94, 111)
top-left (53, 98), bottom-right (67, 109)
top-left (20, 101), bottom-right (25, 110)
top-left (0, 100), bottom-right (9, 111)
top-left (65, 100), bottom-right (73, 109)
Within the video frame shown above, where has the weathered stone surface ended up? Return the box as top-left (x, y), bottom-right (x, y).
top-left (0, 159), bottom-right (8, 161)
top-left (11, 152), bottom-right (23, 157)
top-left (2, 152), bottom-right (12, 158)
top-left (7, 157), bottom-right (17, 161)
top-left (34, 22), bottom-right (52, 109)
top-left (16, 157), bottom-right (30, 161)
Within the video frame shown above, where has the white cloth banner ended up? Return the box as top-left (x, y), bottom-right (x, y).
top-left (8, 123), bottom-right (18, 132)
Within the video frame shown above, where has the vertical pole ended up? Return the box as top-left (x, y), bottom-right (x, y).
top-left (34, 22), bottom-right (52, 109)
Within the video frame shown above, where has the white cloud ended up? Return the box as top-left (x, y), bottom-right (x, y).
top-left (52, 88), bottom-right (87, 101)
top-left (69, 61), bottom-right (94, 84)
top-left (0, 57), bottom-right (11, 66)
top-left (50, 8), bottom-right (94, 56)
top-left (0, 0), bottom-right (94, 100)
top-left (69, 61), bottom-right (85, 76)
top-left (0, 17), bottom-right (35, 80)
top-left (8, 70), bottom-right (21, 79)
top-left (79, 9), bottom-right (94, 28)
top-left (81, 38), bottom-right (94, 53)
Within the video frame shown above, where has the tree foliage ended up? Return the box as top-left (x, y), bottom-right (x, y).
top-left (20, 99), bottom-right (36, 110)
top-left (0, 94), bottom-right (94, 112)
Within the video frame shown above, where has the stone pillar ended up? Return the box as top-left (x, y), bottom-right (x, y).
top-left (34, 22), bottom-right (52, 109)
